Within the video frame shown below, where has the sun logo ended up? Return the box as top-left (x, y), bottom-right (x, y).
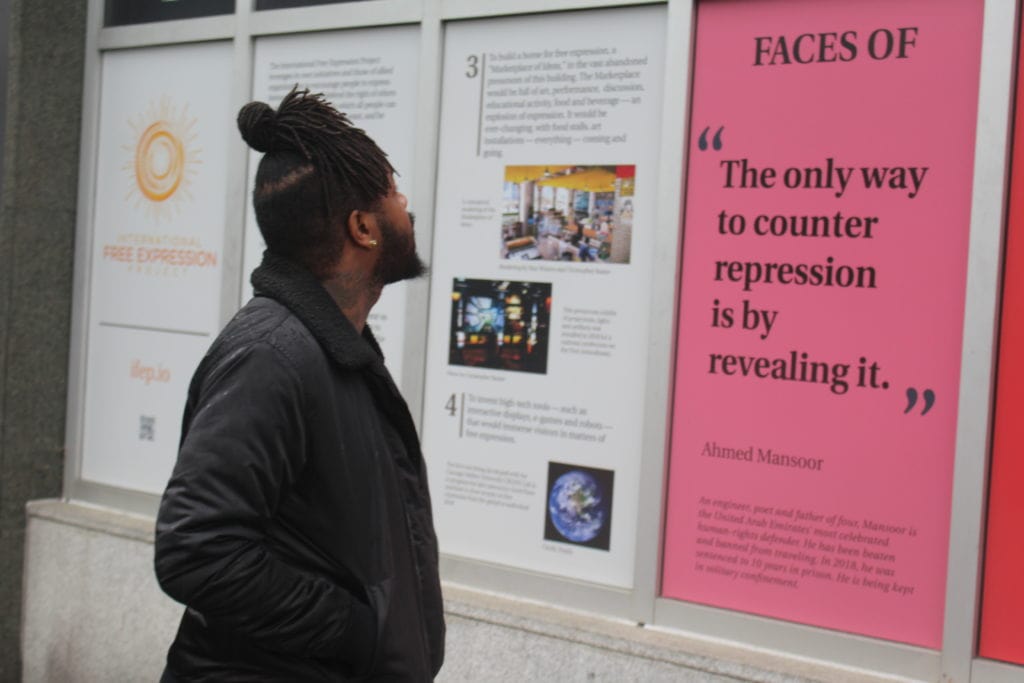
top-left (124, 96), bottom-right (201, 223)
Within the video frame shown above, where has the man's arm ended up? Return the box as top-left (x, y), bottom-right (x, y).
top-left (154, 341), bottom-right (375, 669)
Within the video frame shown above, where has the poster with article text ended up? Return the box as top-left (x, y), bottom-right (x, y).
top-left (663, 0), bottom-right (982, 647)
top-left (242, 27), bottom-right (420, 384)
top-left (81, 43), bottom-right (233, 492)
top-left (420, 6), bottom-right (665, 588)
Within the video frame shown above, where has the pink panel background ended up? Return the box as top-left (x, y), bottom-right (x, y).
top-left (663, 0), bottom-right (982, 648)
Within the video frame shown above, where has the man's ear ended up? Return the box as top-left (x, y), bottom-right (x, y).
top-left (346, 208), bottom-right (379, 249)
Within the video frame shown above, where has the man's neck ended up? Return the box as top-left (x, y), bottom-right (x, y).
top-left (321, 272), bottom-right (382, 333)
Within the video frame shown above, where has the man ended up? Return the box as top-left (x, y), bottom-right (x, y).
top-left (154, 88), bottom-right (445, 682)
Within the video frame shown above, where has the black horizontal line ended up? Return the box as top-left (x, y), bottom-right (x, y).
top-left (98, 321), bottom-right (210, 338)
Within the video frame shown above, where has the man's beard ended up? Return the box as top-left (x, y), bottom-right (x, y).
top-left (374, 211), bottom-right (427, 285)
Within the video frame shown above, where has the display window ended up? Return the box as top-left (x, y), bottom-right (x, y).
top-left (663, 0), bottom-right (984, 648)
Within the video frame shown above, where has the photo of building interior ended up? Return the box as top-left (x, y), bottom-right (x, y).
top-left (501, 165), bottom-right (635, 264)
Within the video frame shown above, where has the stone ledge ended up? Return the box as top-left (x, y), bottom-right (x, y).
top-left (24, 500), bottom-right (922, 683)
top-left (443, 584), bottom-right (919, 683)
top-left (26, 498), bottom-right (155, 544)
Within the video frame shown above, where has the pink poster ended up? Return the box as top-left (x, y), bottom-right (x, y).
top-left (662, 0), bottom-right (983, 647)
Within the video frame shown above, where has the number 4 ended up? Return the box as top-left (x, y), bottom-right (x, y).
top-left (445, 393), bottom-right (457, 416)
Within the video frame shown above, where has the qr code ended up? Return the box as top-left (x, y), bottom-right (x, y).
top-left (139, 415), bottom-right (155, 442)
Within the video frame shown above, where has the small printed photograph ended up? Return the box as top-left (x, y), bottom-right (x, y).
top-left (501, 165), bottom-right (635, 264)
top-left (544, 462), bottom-right (614, 551)
top-left (449, 278), bottom-right (552, 374)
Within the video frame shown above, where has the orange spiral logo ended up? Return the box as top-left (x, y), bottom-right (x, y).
top-left (124, 97), bottom-right (201, 224)
top-left (134, 122), bottom-right (186, 202)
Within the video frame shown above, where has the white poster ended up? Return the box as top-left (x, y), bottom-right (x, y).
top-left (81, 42), bottom-right (234, 492)
top-left (243, 26), bottom-right (420, 382)
top-left (421, 7), bottom-right (666, 588)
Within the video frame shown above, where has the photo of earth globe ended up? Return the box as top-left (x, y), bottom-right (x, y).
top-left (545, 466), bottom-right (614, 549)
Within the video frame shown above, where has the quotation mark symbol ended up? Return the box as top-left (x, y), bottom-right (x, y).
top-left (904, 388), bottom-right (935, 416)
top-left (698, 126), bottom-right (724, 151)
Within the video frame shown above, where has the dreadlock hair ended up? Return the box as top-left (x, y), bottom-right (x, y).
top-left (237, 87), bottom-right (395, 279)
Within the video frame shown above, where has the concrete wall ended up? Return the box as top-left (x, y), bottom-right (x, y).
top-left (0, 0), bottom-right (87, 680)
top-left (21, 502), bottom-right (180, 682)
top-left (22, 500), bottom-right (911, 683)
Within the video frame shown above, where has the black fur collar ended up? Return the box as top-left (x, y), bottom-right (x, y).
top-left (250, 252), bottom-right (383, 370)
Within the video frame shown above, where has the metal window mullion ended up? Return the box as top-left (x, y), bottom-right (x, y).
top-left (403, 0), bottom-right (443, 430)
top-left (972, 658), bottom-right (1024, 682)
top-left (220, 3), bottom-right (257, 324)
top-left (941, 0), bottom-right (1019, 681)
top-left (440, 0), bottom-right (665, 21)
top-left (248, 0), bottom-right (423, 36)
top-left (97, 15), bottom-right (236, 50)
top-left (654, 598), bottom-right (942, 680)
top-left (64, 0), bottom-right (111, 503)
top-left (631, 0), bottom-right (695, 624)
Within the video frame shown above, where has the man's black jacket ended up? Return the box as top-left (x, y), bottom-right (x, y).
top-left (154, 253), bottom-right (445, 681)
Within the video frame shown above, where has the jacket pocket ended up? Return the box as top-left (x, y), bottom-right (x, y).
top-left (362, 578), bottom-right (392, 675)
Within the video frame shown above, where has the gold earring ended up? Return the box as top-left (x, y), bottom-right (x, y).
top-left (368, 239), bottom-right (378, 248)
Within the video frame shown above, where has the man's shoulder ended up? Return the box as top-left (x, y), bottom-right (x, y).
top-left (202, 297), bottom-right (327, 378)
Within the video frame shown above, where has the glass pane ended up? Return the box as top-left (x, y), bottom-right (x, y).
top-left (256, 0), bottom-right (368, 10)
top-left (105, 0), bottom-right (234, 26)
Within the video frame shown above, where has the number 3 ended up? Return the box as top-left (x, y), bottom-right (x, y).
top-left (466, 54), bottom-right (479, 78)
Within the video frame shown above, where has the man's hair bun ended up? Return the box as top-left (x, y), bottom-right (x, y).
top-left (237, 100), bottom-right (279, 153)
